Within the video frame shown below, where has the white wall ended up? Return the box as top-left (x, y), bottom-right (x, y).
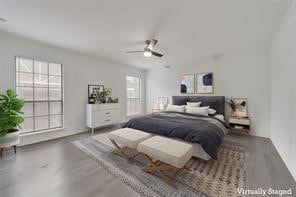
top-left (270, 1), bottom-right (296, 180)
top-left (0, 31), bottom-right (146, 145)
top-left (146, 49), bottom-right (270, 138)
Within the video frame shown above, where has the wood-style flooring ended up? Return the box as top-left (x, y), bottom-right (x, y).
top-left (0, 127), bottom-right (295, 197)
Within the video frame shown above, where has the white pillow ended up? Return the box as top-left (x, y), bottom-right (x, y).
top-left (186, 106), bottom-right (209, 116)
top-left (186, 102), bottom-right (201, 107)
top-left (208, 108), bottom-right (217, 115)
top-left (166, 104), bottom-right (185, 113)
top-left (214, 114), bottom-right (225, 122)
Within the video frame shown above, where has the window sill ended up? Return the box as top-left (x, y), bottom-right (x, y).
top-left (20, 127), bottom-right (65, 136)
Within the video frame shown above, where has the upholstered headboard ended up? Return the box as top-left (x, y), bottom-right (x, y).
top-left (172, 96), bottom-right (225, 115)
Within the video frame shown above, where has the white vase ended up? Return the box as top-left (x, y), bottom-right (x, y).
top-left (0, 131), bottom-right (20, 148)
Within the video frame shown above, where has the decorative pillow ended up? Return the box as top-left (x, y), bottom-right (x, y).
top-left (208, 108), bottom-right (217, 115)
top-left (214, 114), bottom-right (225, 122)
top-left (166, 104), bottom-right (185, 113)
top-left (186, 102), bottom-right (201, 107)
top-left (186, 106), bottom-right (209, 116)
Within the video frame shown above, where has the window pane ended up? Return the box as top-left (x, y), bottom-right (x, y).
top-left (34, 102), bottom-right (49, 116)
top-left (126, 76), bottom-right (141, 116)
top-left (49, 63), bottom-right (61, 75)
top-left (16, 57), bottom-right (19, 72)
top-left (50, 102), bottom-right (62, 115)
top-left (49, 75), bottom-right (61, 87)
top-left (23, 103), bottom-right (33, 117)
top-left (21, 117), bottom-right (34, 133)
top-left (35, 116), bottom-right (49, 131)
top-left (16, 87), bottom-right (33, 101)
top-left (34, 60), bottom-right (48, 75)
top-left (50, 115), bottom-right (62, 128)
top-left (137, 101), bottom-right (141, 114)
top-left (34, 87), bottom-right (49, 101)
top-left (18, 72), bottom-right (33, 86)
top-left (16, 57), bottom-right (63, 133)
top-left (49, 88), bottom-right (62, 100)
top-left (34, 73), bottom-right (48, 87)
top-left (19, 58), bottom-right (33, 73)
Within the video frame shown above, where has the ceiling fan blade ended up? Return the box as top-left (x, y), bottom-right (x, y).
top-left (125, 50), bottom-right (144, 53)
top-left (151, 51), bottom-right (163, 57)
top-left (147, 39), bottom-right (158, 50)
top-left (151, 39), bottom-right (158, 46)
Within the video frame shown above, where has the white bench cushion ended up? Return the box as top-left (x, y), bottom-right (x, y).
top-left (109, 128), bottom-right (152, 149)
top-left (137, 136), bottom-right (193, 168)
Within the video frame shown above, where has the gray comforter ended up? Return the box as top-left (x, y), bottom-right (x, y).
top-left (123, 112), bottom-right (228, 160)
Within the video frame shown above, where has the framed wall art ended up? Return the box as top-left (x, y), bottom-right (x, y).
top-left (105, 88), bottom-right (112, 95)
top-left (88, 85), bottom-right (104, 104)
top-left (196, 72), bottom-right (213, 94)
top-left (180, 74), bottom-right (195, 94)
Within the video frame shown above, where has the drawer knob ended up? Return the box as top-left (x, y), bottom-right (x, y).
top-left (105, 112), bottom-right (111, 115)
top-left (105, 119), bottom-right (111, 122)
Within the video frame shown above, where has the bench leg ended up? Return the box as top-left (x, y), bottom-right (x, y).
top-left (144, 163), bottom-right (177, 172)
top-left (13, 145), bottom-right (17, 154)
top-left (110, 139), bottom-right (133, 164)
top-left (183, 165), bottom-right (191, 171)
top-left (143, 154), bottom-right (178, 189)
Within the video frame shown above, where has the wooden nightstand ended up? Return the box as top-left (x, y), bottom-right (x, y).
top-left (229, 116), bottom-right (250, 133)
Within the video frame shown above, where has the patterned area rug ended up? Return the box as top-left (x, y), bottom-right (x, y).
top-left (72, 133), bottom-right (247, 197)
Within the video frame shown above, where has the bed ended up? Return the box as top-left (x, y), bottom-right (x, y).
top-left (123, 96), bottom-right (228, 160)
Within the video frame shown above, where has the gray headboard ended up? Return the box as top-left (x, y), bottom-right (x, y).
top-left (172, 96), bottom-right (225, 115)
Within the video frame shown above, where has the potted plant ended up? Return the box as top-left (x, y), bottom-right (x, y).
top-left (97, 89), bottom-right (110, 103)
top-left (226, 97), bottom-right (237, 116)
top-left (0, 89), bottom-right (24, 157)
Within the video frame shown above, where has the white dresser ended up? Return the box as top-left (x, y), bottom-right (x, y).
top-left (86, 103), bottom-right (120, 134)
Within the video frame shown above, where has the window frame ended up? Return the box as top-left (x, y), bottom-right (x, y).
top-left (126, 75), bottom-right (142, 117)
top-left (15, 56), bottom-right (64, 134)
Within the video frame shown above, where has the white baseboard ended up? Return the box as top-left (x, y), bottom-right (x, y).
top-left (19, 128), bottom-right (87, 146)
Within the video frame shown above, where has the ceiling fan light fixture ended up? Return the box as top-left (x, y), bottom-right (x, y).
top-left (126, 39), bottom-right (163, 58)
top-left (143, 50), bottom-right (152, 57)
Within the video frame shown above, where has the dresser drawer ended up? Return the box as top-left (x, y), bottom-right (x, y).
top-left (92, 109), bottom-right (120, 127)
top-left (86, 104), bottom-right (120, 130)
top-left (93, 109), bottom-right (118, 118)
top-left (100, 118), bottom-right (117, 125)
top-left (92, 103), bottom-right (120, 111)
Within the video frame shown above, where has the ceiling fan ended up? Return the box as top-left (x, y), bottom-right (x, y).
top-left (126, 39), bottom-right (163, 58)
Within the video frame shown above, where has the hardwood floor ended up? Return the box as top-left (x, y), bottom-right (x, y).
top-left (0, 128), bottom-right (295, 197)
top-left (226, 132), bottom-right (296, 194)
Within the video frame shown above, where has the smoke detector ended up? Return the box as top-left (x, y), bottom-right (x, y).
top-left (212, 53), bottom-right (221, 61)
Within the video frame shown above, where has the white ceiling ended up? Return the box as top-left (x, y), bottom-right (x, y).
top-left (0, 0), bottom-right (291, 69)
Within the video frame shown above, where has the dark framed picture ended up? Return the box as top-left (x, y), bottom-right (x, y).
top-left (88, 85), bottom-right (104, 97)
top-left (196, 72), bottom-right (214, 94)
top-left (88, 85), bottom-right (104, 103)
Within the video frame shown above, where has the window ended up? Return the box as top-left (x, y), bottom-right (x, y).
top-left (15, 57), bottom-right (63, 134)
top-left (126, 75), bottom-right (141, 116)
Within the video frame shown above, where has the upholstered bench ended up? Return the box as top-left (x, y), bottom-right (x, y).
top-left (137, 136), bottom-right (193, 189)
top-left (109, 128), bottom-right (152, 163)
